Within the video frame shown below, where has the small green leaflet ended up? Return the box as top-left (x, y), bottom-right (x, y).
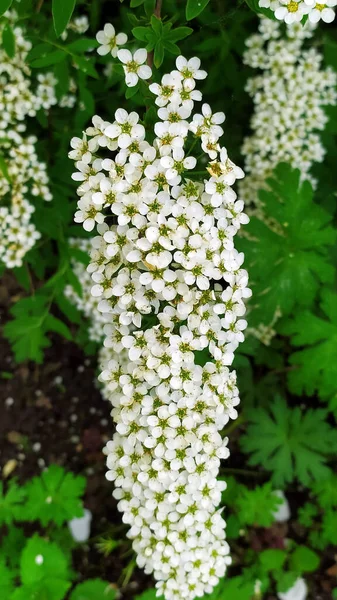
top-left (259, 549), bottom-right (287, 572)
top-left (132, 19), bottom-right (192, 67)
top-left (312, 475), bottom-right (337, 509)
top-left (203, 577), bottom-right (255, 599)
top-left (2, 22), bottom-right (15, 57)
top-left (135, 590), bottom-right (163, 600)
top-left (70, 579), bottom-right (116, 600)
top-left (0, 0), bottom-right (13, 17)
top-left (280, 289), bottom-right (337, 398)
top-left (238, 164), bottom-right (336, 326)
top-left (241, 396), bottom-right (337, 486)
top-left (24, 465), bottom-right (86, 526)
top-left (52, 0), bottom-right (77, 37)
top-left (0, 480), bottom-right (26, 526)
top-left (186, 0), bottom-right (210, 20)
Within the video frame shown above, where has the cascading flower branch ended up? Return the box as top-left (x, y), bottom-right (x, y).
top-left (69, 38), bottom-right (250, 600)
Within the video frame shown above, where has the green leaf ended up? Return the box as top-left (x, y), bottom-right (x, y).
top-left (30, 50), bottom-right (66, 68)
top-left (311, 475), bottom-right (337, 509)
top-left (52, 0), bottom-right (76, 37)
top-left (280, 289), bottom-right (337, 398)
top-left (130, 0), bottom-right (145, 6)
top-left (275, 571), bottom-right (298, 594)
top-left (236, 482), bottom-right (282, 528)
top-left (186, 0), bottom-right (210, 20)
top-left (12, 579), bottom-right (71, 600)
top-left (239, 165), bottom-right (336, 326)
top-left (20, 535), bottom-right (70, 585)
top-left (2, 22), bottom-right (15, 57)
top-left (44, 314), bottom-right (72, 341)
top-left (203, 577), bottom-right (255, 599)
top-left (72, 55), bottom-right (99, 78)
top-left (3, 295), bottom-right (51, 363)
top-left (0, 526), bottom-right (26, 568)
top-left (259, 549), bottom-right (287, 572)
top-left (166, 26), bottom-right (193, 43)
top-left (0, 559), bottom-right (15, 597)
top-left (0, 151), bottom-right (11, 183)
top-left (244, 0), bottom-right (277, 19)
top-left (70, 579), bottom-right (117, 600)
top-left (132, 26), bottom-right (152, 42)
top-left (154, 41), bottom-right (164, 67)
top-left (241, 396), bottom-right (337, 486)
top-left (25, 465), bottom-right (86, 526)
top-left (135, 591), bottom-right (163, 600)
top-left (290, 546), bottom-right (320, 573)
top-left (67, 38), bottom-right (99, 53)
top-left (0, 0), bottom-right (13, 17)
top-left (0, 480), bottom-right (26, 526)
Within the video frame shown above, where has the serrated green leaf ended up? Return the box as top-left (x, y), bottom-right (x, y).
top-left (52, 0), bottom-right (76, 37)
top-left (0, 481), bottom-right (26, 526)
top-left (237, 482), bottom-right (282, 527)
top-left (12, 579), bottom-right (71, 600)
top-left (2, 22), bottom-right (15, 57)
top-left (25, 465), bottom-right (86, 527)
top-left (312, 475), bottom-right (337, 509)
top-left (45, 314), bottom-right (72, 340)
top-left (4, 315), bottom-right (50, 363)
top-left (186, 0), bottom-right (210, 20)
top-left (241, 396), bottom-right (337, 486)
top-left (0, 0), bottom-right (13, 17)
top-left (239, 165), bottom-right (336, 326)
top-left (70, 579), bottom-right (116, 600)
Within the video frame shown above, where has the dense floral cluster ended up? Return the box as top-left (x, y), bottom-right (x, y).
top-left (259, 0), bottom-right (337, 23)
top-left (0, 13), bottom-right (76, 268)
top-left (240, 17), bottom-right (337, 207)
top-left (70, 41), bottom-right (250, 599)
top-left (65, 238), bottom-right (110, 343)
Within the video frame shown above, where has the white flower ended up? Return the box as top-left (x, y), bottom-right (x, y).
top-left (174, 56), bottom-right (207, 87)
top-left (104, 109), bottom-right (145, 148)
top-left (308, 0), bottom-right (336, 22)
top-left (117, 48), bottom-right (152, 87)
top-left (96, 23), bottom-right (128, 57)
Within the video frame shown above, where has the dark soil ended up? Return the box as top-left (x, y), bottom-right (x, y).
top-left (0, 273), bottom-right (335, 600)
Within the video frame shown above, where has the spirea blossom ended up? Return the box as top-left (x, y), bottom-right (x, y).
top-left (0, 12), bottom-right (76, 268)
top-left (70, 52), bottom-right (250, 600)
top-left (240, 17), bottom-right (337, 208)
top-left (259, 0), bottom-right (337, 23)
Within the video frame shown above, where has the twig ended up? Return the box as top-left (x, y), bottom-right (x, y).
top-left (147, 0), bottom-right (163, 70)
top-left (36, 0), bottom-right (44, 13)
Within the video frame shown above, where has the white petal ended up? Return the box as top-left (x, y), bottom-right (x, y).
top-left (134, 48), bottom-right (147, 64)
top-left (117, 48), bottom-right (132, 64)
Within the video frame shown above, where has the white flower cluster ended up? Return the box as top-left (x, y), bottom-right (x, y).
top-left (70, 52), bottom-right (250, 600)
top-left (240, 17), bottom-right (337, 207)
top-left (259, 0), bottom-right (336, 23)
top-left (0, 13), bottom-right (59, 268)
top-left (64, 238), bottom-right (110, 343)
